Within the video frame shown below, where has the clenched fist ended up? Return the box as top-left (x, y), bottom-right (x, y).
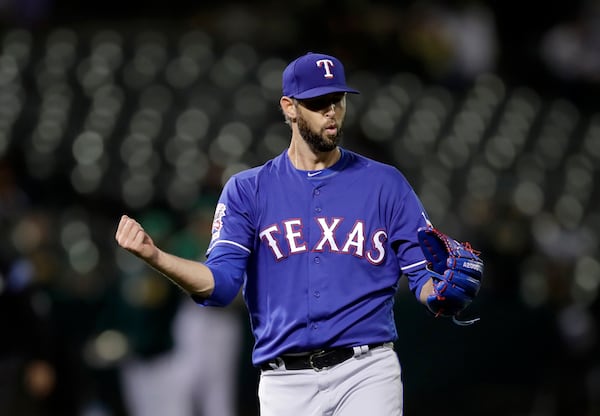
top-left (115, 215), bottom-right (159, 263)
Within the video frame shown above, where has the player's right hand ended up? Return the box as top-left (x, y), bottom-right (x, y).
top-left (115, 215), bottom-right (159, 263)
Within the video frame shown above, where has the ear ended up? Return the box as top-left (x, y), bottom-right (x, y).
top-left (280, 96), bottom-right (297, 121)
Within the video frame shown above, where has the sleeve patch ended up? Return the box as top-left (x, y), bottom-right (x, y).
top-left (211, 203), bottom-right (227, 240)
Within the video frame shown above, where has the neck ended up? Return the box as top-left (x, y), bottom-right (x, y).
top-left (288, 138), bottom-right (340, 171)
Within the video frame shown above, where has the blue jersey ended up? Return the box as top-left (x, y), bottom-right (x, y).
top-left (199, 147), bottom-right (431, 365)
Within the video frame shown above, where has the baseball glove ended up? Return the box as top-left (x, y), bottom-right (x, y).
top-left (417, 226), bottom-right (483, 326)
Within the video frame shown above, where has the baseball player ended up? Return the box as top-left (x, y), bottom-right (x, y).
top-left (115, 52), bottom-right (483, 416)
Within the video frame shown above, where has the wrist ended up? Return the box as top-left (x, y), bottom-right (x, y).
top-left (418, 278), bottom-right (435, 304)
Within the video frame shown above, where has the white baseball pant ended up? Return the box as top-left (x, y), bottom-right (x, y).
top-left (258, 344), bottom-right (402, 416)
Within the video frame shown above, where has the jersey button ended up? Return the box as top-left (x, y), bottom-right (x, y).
top-left (315, 207), bottom-right (322, 213)
top-left (314, 256), bottom-right (320, 263)
top-left (313, 291), bottom-right (320, 298)
top-left (314, 189), bottom-right (320, 196)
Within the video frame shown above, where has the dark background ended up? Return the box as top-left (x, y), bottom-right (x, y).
top-left (1, 1), bottom-right (599, 415)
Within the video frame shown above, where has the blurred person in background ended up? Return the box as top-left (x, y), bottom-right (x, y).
top-left (539, 0), bottom-right (600, 110)
top-left (540, 0), bottom-right (600, 85)
top-left (399, 0), bottom-right (498, 88)
top-left (96, 204), bottom-right (243, 416)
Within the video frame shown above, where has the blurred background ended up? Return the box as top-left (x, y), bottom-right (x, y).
top-left (1, 0), bottom-right (599, 415)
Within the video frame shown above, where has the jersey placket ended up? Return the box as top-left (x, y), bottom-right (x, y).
top-left (307, 182), bottom-right (327, 342)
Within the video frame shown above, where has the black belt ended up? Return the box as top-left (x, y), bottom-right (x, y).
top-left (260, 342), bottom-right (387, 372)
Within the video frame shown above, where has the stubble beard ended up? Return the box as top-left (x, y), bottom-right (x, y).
top-left (297, 114), bottom-right (343, 153)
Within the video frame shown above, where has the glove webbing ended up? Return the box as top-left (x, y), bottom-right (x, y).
top-left (428, 226), bottom-right (480, 258)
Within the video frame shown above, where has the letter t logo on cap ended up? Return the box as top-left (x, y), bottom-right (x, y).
top-left (316, 59), bottom-right (335, 79)
top-left (281, 52), bottom-right (359, 99)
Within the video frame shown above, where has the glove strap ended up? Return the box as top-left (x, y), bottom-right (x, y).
top-left (452, 316), bottom-right (480, 326)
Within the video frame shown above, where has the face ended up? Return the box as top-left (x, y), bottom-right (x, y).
top-left (295, 93), bottom-right (346, 153)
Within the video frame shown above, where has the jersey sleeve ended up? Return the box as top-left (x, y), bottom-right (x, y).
top-left (207, 173), bottom-right (256, 255)
top-left (387, 174), bottom-right (432, 298)
top-left (196, 173), bottom-right (256, 306)
top-left (194, 243), bottom-right (248, 307)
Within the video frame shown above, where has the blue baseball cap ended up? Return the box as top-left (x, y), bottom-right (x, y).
top-left (282, 52), bottom-right (360, 99)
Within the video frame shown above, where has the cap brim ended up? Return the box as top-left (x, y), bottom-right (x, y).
top-left (292, 86), bottom-right (360, 100)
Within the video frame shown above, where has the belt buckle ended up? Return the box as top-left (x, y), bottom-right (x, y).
top-left (308, 350), bottom-right (327, 371)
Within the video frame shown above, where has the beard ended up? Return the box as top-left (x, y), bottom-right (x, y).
top-left (297, 114), bottom-right (343, 153)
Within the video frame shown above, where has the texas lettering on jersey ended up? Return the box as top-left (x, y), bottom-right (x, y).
top-left (258, 217), bottom-right (388, 265)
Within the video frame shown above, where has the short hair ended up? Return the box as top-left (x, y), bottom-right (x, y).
top-left (281, 98), bottom-right (299, 127)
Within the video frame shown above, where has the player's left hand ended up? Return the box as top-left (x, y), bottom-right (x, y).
top-left (417, 226), bottom-right (483, 325)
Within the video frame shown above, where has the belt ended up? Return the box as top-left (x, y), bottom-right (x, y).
top-left (260, 342), bottom-right (387, 372)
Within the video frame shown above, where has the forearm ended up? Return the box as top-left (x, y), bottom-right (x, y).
top-left (150, 249), bottom-right (215, 298)
top-left (115, 214), bottom-right (215, 299)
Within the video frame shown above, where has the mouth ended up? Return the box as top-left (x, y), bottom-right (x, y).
top-left (324, 124), bottom-right (338, 136)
